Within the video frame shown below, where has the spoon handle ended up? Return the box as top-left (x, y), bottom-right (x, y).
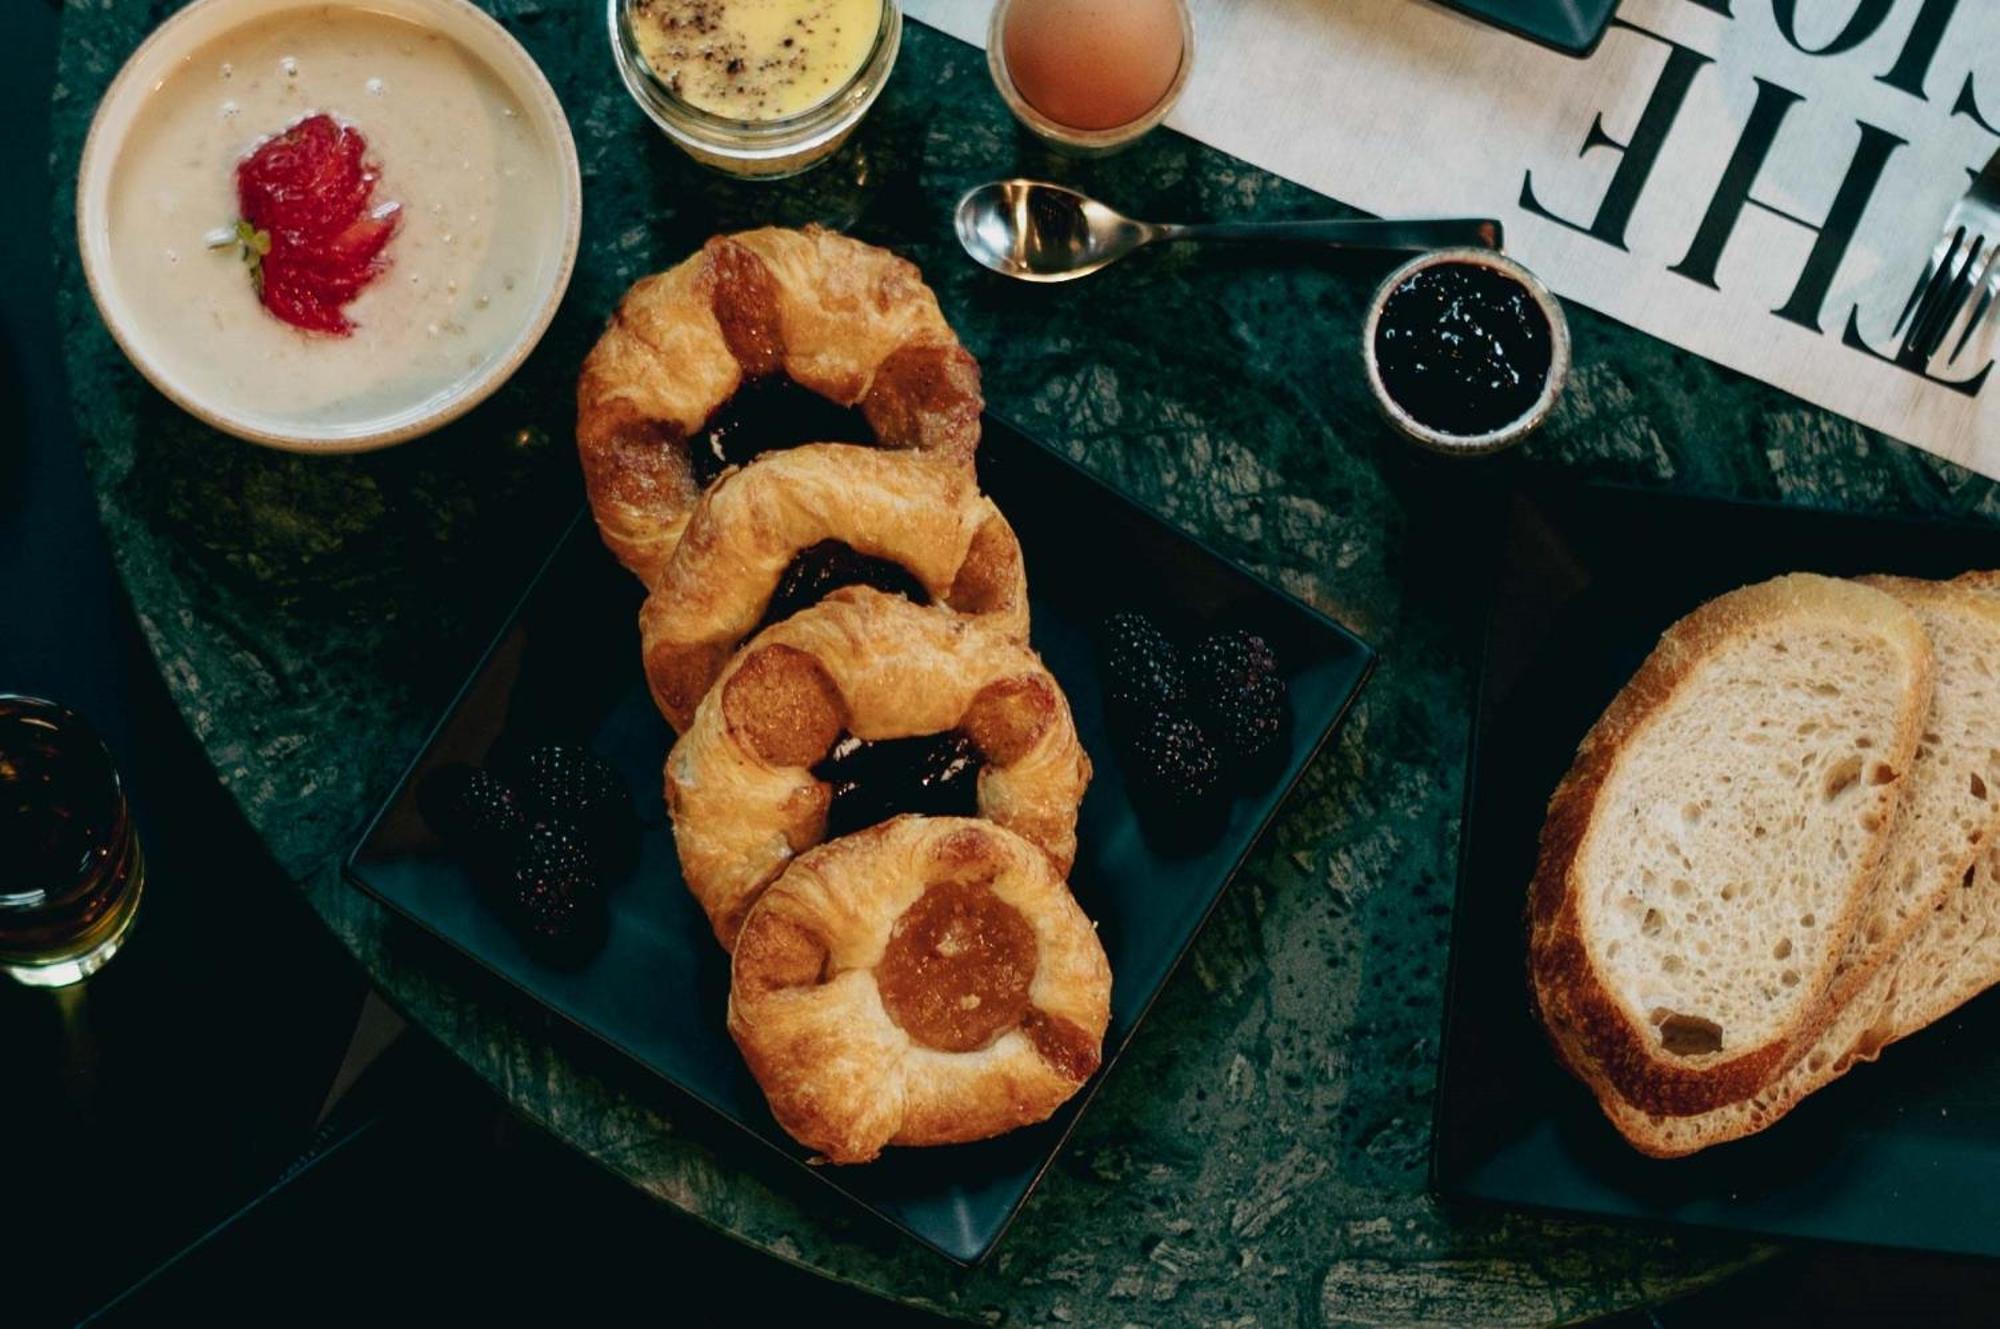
top-left (1159, 217), bottom-right (1504, 252)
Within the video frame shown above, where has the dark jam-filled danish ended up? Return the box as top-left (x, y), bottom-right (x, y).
top-left (761, 540), bottom-right (931, 630)
top-left (813, 731), bottom-right (984, 839)
top-left (687, 376), bottom-right (874, 488)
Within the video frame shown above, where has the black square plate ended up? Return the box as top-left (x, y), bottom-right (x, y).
top-left (1434, 0), bottom-right (1619, 56)
top-left (347, 415), bottom-right (1373, 1264)
top-left (1433, 481), bottom-right (2000, 1257)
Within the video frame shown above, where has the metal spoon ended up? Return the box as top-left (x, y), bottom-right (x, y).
top-left (956, 179), bottom-right (1504, 283)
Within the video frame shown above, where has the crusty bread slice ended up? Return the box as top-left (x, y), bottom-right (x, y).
top-left (1876, 570), bottom-right (2000, 1043)
top-left (1607, 847), bottom-right (2000, 1158)
top-left (1862, 577), bottom-right (2000, 1046)
top-left (1594, 912), bottom-right (1920, 1157)
top-left (1826, 577), bottom-right (2000, 992)
top-left (1585, 576), bottom-right (2000, 1155)
top-left (1530, 574), bottom-right (1934, 1120)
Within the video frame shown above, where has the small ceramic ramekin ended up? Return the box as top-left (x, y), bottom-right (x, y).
top-left (611, 0), bottom-right (902, 179)
top-left (986, 0), bottom-right (1194, 156)
top-left (1361, 247), bottom-right (1571, 457)
top-left (75, 0), bottom-right (582, 454)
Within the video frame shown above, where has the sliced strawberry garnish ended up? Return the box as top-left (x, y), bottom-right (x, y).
top-left (318, 210), bottom-right (400, 270)
top-left (257, 259), bottom-right (353, 336)
top-left (233, 114), bottom-right (398, 336)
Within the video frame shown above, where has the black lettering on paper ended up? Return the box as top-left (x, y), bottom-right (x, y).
top-left (1840, 309), bottom-right (1993, 398)
top-left (1952, 74), bottom-right (2000, 136)
top-left (1669, 79), bottom-right (1905, 334)
top-left (1877, 0), bottom-right (1962, 99)
top-left (1772, 0), bottom-right (1894, 57)
top-left (1519, 20), bottom-right (1714, 251)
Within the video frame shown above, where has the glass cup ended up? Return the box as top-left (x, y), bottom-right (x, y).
top-left (987, 0), bottom-right (1195, 156)
top-left (610, 0), bottom-right (903, 180)
top-left (0, 697), bottom-right (145, 987)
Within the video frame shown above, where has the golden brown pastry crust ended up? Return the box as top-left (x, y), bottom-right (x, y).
top-left (728, 816), bottom-right (1111, 1164)
top-left (639, 444), bottom-right (1030, 731)
top-left (576, 227), bottom-right (983, 585)
top-left (666, 587), bottom-right (1089, 948)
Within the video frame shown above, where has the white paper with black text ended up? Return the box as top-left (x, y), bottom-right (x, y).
top-left (910, 0), bottom-right (2000, 472)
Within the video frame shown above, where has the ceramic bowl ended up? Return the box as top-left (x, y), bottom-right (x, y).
top-left (75, 0), bottom-right (581, 453)
top-left (1360, 247), bottom-right (1571, 457)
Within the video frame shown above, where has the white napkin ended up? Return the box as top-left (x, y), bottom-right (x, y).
top-left (911, 0), bottom-right (2000, 473)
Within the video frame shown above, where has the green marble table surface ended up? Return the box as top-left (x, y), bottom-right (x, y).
top-left (51, 3), bottom-right (2000, 1323)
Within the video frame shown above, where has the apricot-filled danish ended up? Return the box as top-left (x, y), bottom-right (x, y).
top-left (576, 227), bottom-right (983, 584)
top-left (666, 587), bottom-right (1088, 948)
top-left (639, 444), bottom-right (1029, 731)
top-left (728, 816), bottom-right (1111, 1163)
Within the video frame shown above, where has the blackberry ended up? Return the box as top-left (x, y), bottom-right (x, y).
top-left (1126, 712), bottom-right (1221, 811)
top-left (506, 744), bottom-right (636, 875)
top-left (1100, 611), bottom-right (1186, 724)
top-left (511, 744), bottom-right (625, 822)
top-left (515, 874), bottom-right (590, 942)
top-left (1188, 629), bottom-right (1280, 697)
top-left (1203, 683), bottom-right (1288, 767)
top-left (1189, 630), bottom-right (1288, 768)
top-left (509, 821), bottom-right (604, 945)
top-left (515, 819), bottom-right (593, 876)
top-left (419, 765), bottom-right (525, 881)
top-left (419, 765), bottom-right (520, 840)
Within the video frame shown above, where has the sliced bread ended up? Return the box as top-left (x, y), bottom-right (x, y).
top-left (1530, 573), bottom-right (1934, 1119)
top-left (1881, 569), bottom-right (2000, 1038)
top-left (1607, 846), bottom-right (2000, 1158)
top-left (1589, 576), bottom-right (2000, 1155)
top-left (1870, 573), bottom-right (2000, 1042)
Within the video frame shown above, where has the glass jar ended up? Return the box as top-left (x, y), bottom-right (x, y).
top-left (987, 0), bottom-right (1194, 156)
top-left (610, 0), bottom-right (903, 180)
top-left (0, 696), bottom-right (145, 988)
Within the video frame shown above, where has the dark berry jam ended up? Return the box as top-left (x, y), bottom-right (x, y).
top-left (813, 732), bottom-right (984, 839)
top-left (688, 376), bottom-right (874, 488)
top-left (1373, 261), bottom-right (1553, 438)
top-left (760, 540), bottom-right (930, 629)
top-left (235, 114), bottom-right (398, 336)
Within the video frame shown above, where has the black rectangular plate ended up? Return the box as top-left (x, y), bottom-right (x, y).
top-left (1433, 0), bottom-right (1618, 56)
top-left (347, 415), bottom-right (1374, 1264)
top-left (1433, 480), bottom-right (2000, 1257)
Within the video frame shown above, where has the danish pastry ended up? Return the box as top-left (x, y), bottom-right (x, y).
top-left (728, 816), bottom-right (1111, 1163)
top-left (667, 586), bottom-right (1089, 948)
top-left (576, 227), bottom-right (983, 584)
top-left (639, 444), bottom-right (1030, 732)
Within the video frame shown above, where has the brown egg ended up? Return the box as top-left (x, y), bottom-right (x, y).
top-left (1002, 0), bottom-right (1185, 132)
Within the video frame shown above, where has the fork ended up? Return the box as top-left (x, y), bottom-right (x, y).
top-left (1892, 147), bottom-right (2000, 368)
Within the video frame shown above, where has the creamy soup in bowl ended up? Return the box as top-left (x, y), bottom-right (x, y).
top-left (76, 0), bottom-right (581, 452)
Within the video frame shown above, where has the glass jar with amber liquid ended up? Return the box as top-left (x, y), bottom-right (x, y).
top-left (0, 696), bottom-right (144, 987)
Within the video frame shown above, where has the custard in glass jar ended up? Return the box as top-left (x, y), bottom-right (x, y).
top-left (611, 0), bottom-right (902, 178)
